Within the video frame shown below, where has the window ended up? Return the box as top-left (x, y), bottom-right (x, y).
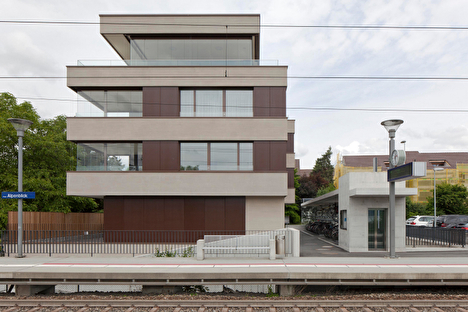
top-left (77, 143), bottom-right (142, 171)
top-left (180, 89), bottom-right (253, 117)
top-left (340, 210), bottom-right (347, 230)
top-left (180, 142), bottom-right (253, 171)
top-left (130, 38), bottom-right (253, 61)
top-left (77, 90), bottom-right (142, 117)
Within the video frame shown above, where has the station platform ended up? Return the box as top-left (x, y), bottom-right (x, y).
top-left (2, 229), bottom-right (468, 296)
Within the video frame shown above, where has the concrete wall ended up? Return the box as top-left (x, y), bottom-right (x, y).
top-left (67, 172), bottom-right (288, 198)
top-left (67, 66), bottom-right (288, 88)
top-left (339, 172), bottom-right (412, 252)
top-left (245, 197), bottom-right (285, 230)
top-left (67, 117), bottom-right (288, 141)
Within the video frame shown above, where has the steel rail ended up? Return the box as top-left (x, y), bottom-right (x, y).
top-left (1, 299), bottom-right (468, 308)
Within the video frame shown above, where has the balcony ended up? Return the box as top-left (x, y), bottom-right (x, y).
top-left (77, 59), bottom-right (279, 66)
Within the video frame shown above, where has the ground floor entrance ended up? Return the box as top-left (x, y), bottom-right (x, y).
top-left (368, 208), bottom-right (387, 250)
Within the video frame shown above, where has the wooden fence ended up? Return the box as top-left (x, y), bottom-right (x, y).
top-left (8, 211), bottom-right (103, 231)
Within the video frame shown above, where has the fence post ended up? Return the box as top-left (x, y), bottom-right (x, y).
top-left (49, 230), bottom-right (51, 257)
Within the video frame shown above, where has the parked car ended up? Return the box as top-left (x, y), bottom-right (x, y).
top-left (458, 223), bottom-right (468, 231)
top-left (406, 215), bottom-right (434, 227)
top-left (437, 215), bottom-right (468, 228)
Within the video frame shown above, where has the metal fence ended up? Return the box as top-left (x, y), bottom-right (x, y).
top-left (0, 229), bottom-right (291, 257)
top-left (406, 225), bottom-right (466, 247)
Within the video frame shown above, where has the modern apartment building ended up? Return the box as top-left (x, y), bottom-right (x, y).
top-left (66, 14), bottom-right (295, 232)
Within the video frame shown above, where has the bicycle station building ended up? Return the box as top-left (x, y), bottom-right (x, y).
top-left (302, 171), bottom-right (417, 252)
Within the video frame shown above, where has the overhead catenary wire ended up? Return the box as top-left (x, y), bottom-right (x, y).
top-left (4, 95), bottom-right (468, 114)
top-left (1, 19), bottom-right (468, 30)
top-left (2, 75), bottom-right (468, 80)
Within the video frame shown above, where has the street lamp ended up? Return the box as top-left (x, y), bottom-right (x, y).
top-left (381, 119), bottom-right (404, 259)
top-left (8, 118), bottom-right (33, 258)
top-left (433, 167), bottom-right (444, 227)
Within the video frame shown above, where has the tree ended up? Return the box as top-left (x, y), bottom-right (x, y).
top-left (405, 197), bottom-right (430, 219)
top-left (0, 93), bottom-right (100, 229)
top-left (296, 147), bottom-right (335, 200)
top-left (425, 183), bottom-right (468, 216)
top-left (285, 169), bottom-right (301, 224)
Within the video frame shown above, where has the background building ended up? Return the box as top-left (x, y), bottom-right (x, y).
top-left (335, 152), bottom-right (468, 203)
top-left (66, 14), bottom-right (295, 232)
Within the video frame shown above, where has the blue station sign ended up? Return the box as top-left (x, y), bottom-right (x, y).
top-left (1, 192), bottom-right (36, 199)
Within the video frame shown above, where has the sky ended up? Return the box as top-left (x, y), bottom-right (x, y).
top-left (1, 0), bottom-right (468, 169)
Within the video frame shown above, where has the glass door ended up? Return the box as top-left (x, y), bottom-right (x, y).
top-left (368, 209), bottom-right (387, 250)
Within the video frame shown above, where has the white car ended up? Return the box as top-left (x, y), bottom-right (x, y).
top-left (406, 215), bottom-right (434, 227)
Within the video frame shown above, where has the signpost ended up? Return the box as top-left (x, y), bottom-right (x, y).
top-left (2, 192), bottom-right (36, 199)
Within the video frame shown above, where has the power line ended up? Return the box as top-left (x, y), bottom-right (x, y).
top-left (2, 75), bottom-right (468, 80)
top-left (8, 95), bottom-right (468, 114)
top-left (1, 19), bottom-right (468, 30)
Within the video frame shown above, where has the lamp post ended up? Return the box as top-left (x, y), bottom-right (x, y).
top-left (381, 119), bottom-right (404, 258)
top-left (433, 167), bottom-right (444, 227)
top-left (8, 118), bottom-right (33, 258)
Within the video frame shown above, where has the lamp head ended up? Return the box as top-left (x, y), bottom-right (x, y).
top-left (8, 118), bottom-right (33, 137)
top-left (381, 119), bottom-right (403, 138)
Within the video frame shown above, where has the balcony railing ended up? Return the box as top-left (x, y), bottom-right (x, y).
top-left (76, 59), bottom-right (280, 66)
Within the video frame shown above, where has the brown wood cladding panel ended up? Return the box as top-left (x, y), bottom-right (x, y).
top-left (142, 141), bottom-right (161, 171)
top-left (269, 87), bottom-right (286, 117)
top-left (104, 196), bottom-right (245, 232)
top-left (287, 133), bottom-right (294, 153)
top-left (124, 197), bottom-right (145, 230)
top-left (225, 197), bottom-right (245, 230)
top-left (253, 141), bottom-right (270, 171)
top-left (145, 197), bottom-right (165, 230)
top-left (253, 87), bottom-right (270, 117)
top-left (160, 141), bottom-right (180, 170)
top-left (184, 198), bottom-right (206, 230)
top-left (142, 87), bottom-right (161, 117)
top-left (163, 197), bottom-right (184, 230)
top-left (205, 197), bottom-right (226, 231)
top-left (160, 87), bottom-right (180, 117)
top-left (269, 142), bottom-right (287, 171)
top-left (287, 168), bottom-right (295, 188)
top-left (103, 197), bottom-right (124, 231)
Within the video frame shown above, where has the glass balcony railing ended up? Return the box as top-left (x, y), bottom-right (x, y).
top-left (76, 59), bottom-right (280, 66)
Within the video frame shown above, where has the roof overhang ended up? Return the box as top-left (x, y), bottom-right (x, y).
top-left (99, 14), bottom-right (261, 60)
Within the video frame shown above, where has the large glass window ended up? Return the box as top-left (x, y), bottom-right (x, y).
top-left (180, 143), bottom-right (208, 171)
top-left (180, 89), bottom-right (252, 117)
top-left (77, 91), bottom-right (142, 117)
top-left (130, 39), bottom-right (253, 61)
top-left (180, 142), bottom-right (253, 171)
top-left (77, 143), bottom-right (142, 171)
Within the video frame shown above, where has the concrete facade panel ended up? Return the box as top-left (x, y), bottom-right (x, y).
top-left (245, 196), bottom-right (285, 230)
top-left (286, 153), bottom-right (295, 168)
top-left (67, 66), bottom-right (288, 88)
top-left (67, 172), bottom-right (288, 197)
top-left (67, 118), bottom-right (289, 141)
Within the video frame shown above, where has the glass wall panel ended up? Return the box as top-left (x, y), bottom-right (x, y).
top-left (130, 38), bottom-right (253, 61)
top-left (77, 143), bottom-right (105, 171)
top-left (77, 91), bottom-right (142, 117)
top-left (211, 143), bottom-right (238, 171)
top-left (195, 90), bottom-right (223, 117)
top-left (77, 143), bottom-right (142, 171)
top-left (180, 143), bottom-right (208, 171)
top-left (106, 143), bottom-right (143, 171)
top-left (181, 89), bottom-right (252, 118)
top-left (226, 90), bottom-right (253, 117)
top-left (180, 90), bottom-right (194, 117)
top-left (180, 142), bottom-right (253, 171)
top-left (239, 143), bottom-right (253, 171)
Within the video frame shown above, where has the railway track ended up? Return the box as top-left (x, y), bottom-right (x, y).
top-left (1, 299), bottom-right (468, 311)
